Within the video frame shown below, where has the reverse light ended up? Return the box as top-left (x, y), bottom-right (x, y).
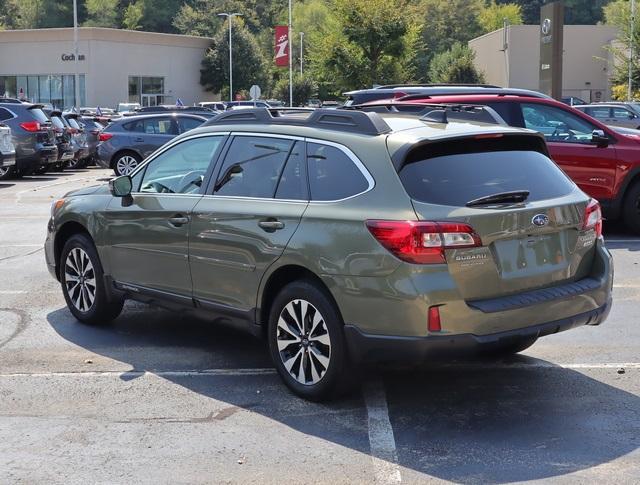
top-left (20, 121), bottom-right (41, 132)
top-left (366, 220), bottom-right (482, 264)
top-left (98, 132), bottom-right (113, 142)
top-left (583, 199), bottom-right (603, 238)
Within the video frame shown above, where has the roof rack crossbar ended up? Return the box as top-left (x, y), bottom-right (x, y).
top-left (204, 107), bottom-right (391, 135)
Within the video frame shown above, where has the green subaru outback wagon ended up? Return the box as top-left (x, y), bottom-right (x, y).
top-left (45, 107), bottom-right (613, 400)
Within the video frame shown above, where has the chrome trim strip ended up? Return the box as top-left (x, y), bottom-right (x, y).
top-left (230, 131), bottom-right (305, 142)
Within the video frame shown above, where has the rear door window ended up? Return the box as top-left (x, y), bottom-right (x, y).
top-left (275, 141), bottom-right (308, 200)
top-left (214, 136), bottom-right (294, 198)
top-left (127, 117), bottom-right (178, 135)
top-left (179, 116), bottom-right (205, 133)
top-left (307, 142), bottom-right (369, 201)
top-left (399, 143), bottom-right (575, 207)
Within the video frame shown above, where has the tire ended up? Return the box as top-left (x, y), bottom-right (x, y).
top-left (112, 151), bottom-right (141, 176)
top-left (0, 165), bottom-right (15, 180)
top-left (623, 181), bottom-right (640, 234)
top-left (33, 165), bottom-right (49, 175)
top-left (67, 157), bottom-right (87, 170)
top-left (60, 233), bottom-right (124, 325)
top-left (268, 280), bottom-right (348, 401)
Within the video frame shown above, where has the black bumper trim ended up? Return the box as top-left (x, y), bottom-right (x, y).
top-left (344, 299), bottom-right (611, 363)
top-left (467, 277), bottom-right (603, 313)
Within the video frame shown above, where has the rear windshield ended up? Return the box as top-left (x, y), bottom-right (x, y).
top-left (67, 118), bottom-right (81, 129)
top-left (400, 149), bottom-right (575, 206)
top-left (29, 108), bottom-right (50, 123)
top-left (51, 117), bottom-right (65, 129)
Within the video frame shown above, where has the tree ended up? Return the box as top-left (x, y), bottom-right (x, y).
top-left (478, 1), bottom-right (523, 33)
top-left (428, 42), bottom-right (485, 84)
top-left (604, 0), bottom-right (640, 97)
top-left (84, 0), bottom-right (119, 28)
top-left (416, 0), bottom-right (483, 81)
top-left (273, 74), bottom-right (318, 106)
top-left (200, 20), bottom-right (268, 98)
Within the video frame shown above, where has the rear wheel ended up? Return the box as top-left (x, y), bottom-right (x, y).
top-left (113, 152), bottom-right (141, 176)
top-left (268, 280), bottom-right (348, 401)
top-left (67, 157), bottom-right (87, 170)
top-left (60, 234), bottom-right (124, 325)
top-left (623, 181), bottom-right (640, 234)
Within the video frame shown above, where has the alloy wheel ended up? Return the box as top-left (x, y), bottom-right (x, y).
top-left (116, 155), bottom-right (138, 175)
top-left (64, 247), bottom-right (97, 313)
top-left (276, 299), bottom-right (332, 385)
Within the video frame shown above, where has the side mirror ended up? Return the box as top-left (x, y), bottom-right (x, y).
top-left (109, 175), bottom-right (133, 197)
top-left (591, 129), bottom-right (609, 148)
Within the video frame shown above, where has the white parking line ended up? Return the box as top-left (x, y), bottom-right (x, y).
top-left (363, 380), bottom-right (402, 484)
top-left (0, 368), bottom-right (277, 378)
top-left (0, 244), bottom-right (43, 248)
top-left (605, 239), bottom-right (640, 243)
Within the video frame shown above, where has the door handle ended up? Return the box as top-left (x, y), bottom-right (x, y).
top-left (258, 219), bottom-right (285, 232)
top-left (134, 137), bottom-right (144, 142)
top-left (169, 216), bottom-right (189, 226)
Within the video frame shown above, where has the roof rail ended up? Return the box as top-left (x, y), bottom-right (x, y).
top-left (0, 97), bottom-right (23, 104)
top-left (396, 88), bottom-right (550, 102)
top-left (375, 83), bottom-right (501, 90)
top-left (203, 107), bottom-right (392, 135)
top-left (349, 103), bottom-right (507, 126)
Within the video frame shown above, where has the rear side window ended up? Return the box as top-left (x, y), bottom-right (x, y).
top-left (307, 142), bottom-right (369, 201)
top-left (214, 136), bottom-right (294, 198)
top-left (399, 142), bottom-right (575, 206)
top-left (67, 118), bottom-right (81, 130)
top-left (0, 108), bottom-right (13, 121)
top-left (179, 117), bottom-right (205, 132)
top-left (51, 117), bottom-right (65, 129)
top-left (585, 107), bottom-right (610, 119)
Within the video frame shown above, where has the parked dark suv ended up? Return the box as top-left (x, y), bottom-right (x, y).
top-left (96, 113), bottom-right (209, 175)
top-left (46, 108), bottom-right (612, 400)
top-left (0, 98), bottom-right (58, 179)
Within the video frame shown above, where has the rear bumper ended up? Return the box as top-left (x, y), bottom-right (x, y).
top-left (345, 299), bottom-right (612, 362)
top-left (0, 151), bottom-right (16, 167)
top-left (16, 145), bottom-right (58, 171)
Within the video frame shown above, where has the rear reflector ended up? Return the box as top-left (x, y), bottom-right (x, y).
top-left (98, 132), bottom-right (113, 142)
top-left (366, 220), bottom-right (482, 264)
top-left (583, 199), bottom-right (603, 238)
top-left (428, 306), bottom-right (442, 332)
top-left (20, 121), bottom-right (41, 132)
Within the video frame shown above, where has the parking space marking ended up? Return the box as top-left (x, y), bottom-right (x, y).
top-left (0, 368), bottom-right (277, 378)
top-left (605, 239), bottom-right (640, 243)
top-left (363, 380), bottom-right (402, 484)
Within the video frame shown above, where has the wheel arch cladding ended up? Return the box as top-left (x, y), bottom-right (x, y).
top-left (258, 264), bottom-right (342, 330)
top-left (54, 221), bottom-right (91, 279)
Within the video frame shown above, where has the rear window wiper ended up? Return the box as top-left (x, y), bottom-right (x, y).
top-left (466, 190), bottom-right (530, 207)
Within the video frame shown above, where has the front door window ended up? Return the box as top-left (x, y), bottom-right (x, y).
top-left (520, 103), bottom-right (597, 144)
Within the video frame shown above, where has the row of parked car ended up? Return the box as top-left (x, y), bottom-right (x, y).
top-left (0, 97), bottom-right (109, 180)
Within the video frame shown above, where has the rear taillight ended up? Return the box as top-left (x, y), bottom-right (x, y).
top-left (20, 121), bottom-right (41, 132)
top-left (428, 306), bottom-right (442, 332)
top-left (98, 132), bottom-right (113, 142)
top-left (583, 199), bottom-right (603, 238)
top-left (366, 220), bottom-right (482, 264)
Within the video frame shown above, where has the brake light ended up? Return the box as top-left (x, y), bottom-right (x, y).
top-left (20, 121), bottom-right (41, 132)
top-left (99, 133), bottom-right (113, 142)
top-left (583, 199), bottom-right (603, 238)
top-left (366, 220), bottom-right (482, 264)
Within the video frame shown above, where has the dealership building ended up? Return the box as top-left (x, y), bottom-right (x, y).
top-left (469, 25), bottom-right (619, 103)
top-left (0, 27), bottom-right (215, 109)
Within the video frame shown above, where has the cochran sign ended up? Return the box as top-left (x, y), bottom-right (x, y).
top-left (274, 25), bottom-right (289, 67)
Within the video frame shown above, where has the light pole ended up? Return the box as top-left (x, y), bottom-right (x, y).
top-left (300, 32), bottom-right (304, 76)
top-left (630, 0), bottom-right (636, 101)
top-left (73, 0), bottom-right (80, 111)
top-left (218, 12), bottom-right (242, 103)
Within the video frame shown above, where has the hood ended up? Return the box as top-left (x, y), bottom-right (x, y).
top-left (63, 183), bottom-right (110, 198)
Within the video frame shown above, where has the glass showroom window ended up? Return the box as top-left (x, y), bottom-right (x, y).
top-left (129, 76), bottom-right (165, 104)
top-left (0, 75), bottom-right (84, 108)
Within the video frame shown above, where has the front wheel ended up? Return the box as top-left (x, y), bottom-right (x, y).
top-left (0, 165), bottom-right (16, 180)
top-left (60, 234), bottom-right (124, 325)
top-left (268, 280), bottom-right (348, 401)
top-left (113, 152), bottom-right (141, 176)
top-left (623, 181), bottom-right (640, 234)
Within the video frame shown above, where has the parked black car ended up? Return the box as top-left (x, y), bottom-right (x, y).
top-left (0, 98), bottom-right (58, 179)
top-left (39, 110), bottom-right (75, 173)
top-left (79, 117), bottom-right (108, 166)
top-left (96, 112), bottom-right (209, 175)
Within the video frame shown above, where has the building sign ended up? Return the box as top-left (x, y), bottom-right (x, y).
top-left (61, 53), bottom-right (85, 61)
top-left (274, 26), bottom-right (289, 67)
top-left (539, 1), bottom-right (564, 99)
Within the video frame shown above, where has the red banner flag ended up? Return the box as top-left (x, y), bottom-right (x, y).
top-left (274, 25), bottom-right (289, 67)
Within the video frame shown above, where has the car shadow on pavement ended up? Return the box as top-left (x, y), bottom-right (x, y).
top-left (0, 183), bottom-right (16, 189)
top-left (47, 304), bottom-right (640, 483)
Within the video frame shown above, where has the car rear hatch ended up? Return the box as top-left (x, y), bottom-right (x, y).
top-left (392, 133), bottom-right (599, 301)
top-left (28, 105), bottom-right (57, 145)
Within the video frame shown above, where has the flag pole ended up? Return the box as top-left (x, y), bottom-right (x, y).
top-left (288, 0), bottom-right (293, 107)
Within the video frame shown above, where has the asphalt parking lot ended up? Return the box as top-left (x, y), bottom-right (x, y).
top-left (0, 168), bottom-right (639, 484)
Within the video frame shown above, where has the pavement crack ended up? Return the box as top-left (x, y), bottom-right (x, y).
top-left (0, 308), bottom-right (29, 350)
top-left (0, 247), bottom-right (43, 262)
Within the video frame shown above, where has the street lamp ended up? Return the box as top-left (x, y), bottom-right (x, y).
top-left (73, 0), bottom-right (80, 111)
top-left (218, 12), bottom-right (242, 103)
top-left (630, 0), bottom-right (636, 101)
top-left (300, 32), bottom-right (304, 76)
